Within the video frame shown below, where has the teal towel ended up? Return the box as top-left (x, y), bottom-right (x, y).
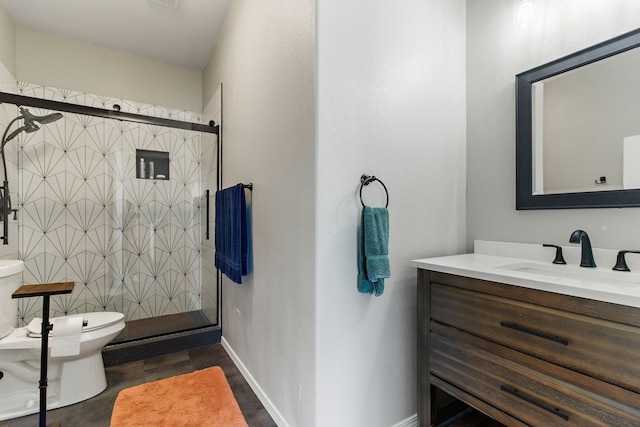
top-left (358, 207), bottom-right (390, 296)
top-left (357, 219), bottom-right (376, 295)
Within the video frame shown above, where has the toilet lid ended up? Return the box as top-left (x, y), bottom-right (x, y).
top-left (27, 312), bottom-right (125, 336)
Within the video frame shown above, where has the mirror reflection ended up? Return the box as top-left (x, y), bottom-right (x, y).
top-left (533, 47), bottom-right (640, 195)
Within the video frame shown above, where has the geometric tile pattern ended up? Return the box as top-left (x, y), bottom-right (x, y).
top-left (10, 83), bottom-right (206, 325)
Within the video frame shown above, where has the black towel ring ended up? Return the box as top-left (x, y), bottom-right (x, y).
top-left (359, 174), bottom-right (389, 208)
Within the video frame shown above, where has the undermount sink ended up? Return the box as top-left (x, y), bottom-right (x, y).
top-left (412, 241), bottom-right (640, 308)
top-left (497, 261), bottom-right (640, 285)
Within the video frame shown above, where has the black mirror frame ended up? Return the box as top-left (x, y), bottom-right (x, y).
top-left (516, 28), bottom-right (640, 209)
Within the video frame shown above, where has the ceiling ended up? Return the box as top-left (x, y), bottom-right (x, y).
top-left (0, 0), bottom-right (234, 70)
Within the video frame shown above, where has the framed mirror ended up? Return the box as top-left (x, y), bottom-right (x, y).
top-left (516, 28), bottom-right (640, 209)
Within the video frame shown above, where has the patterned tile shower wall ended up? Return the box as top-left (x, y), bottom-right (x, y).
top-left (14, 83), bottom-right (204, 325)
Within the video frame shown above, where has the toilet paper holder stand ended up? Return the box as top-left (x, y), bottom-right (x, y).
top-left (12, 282), bottom-right (75, 427)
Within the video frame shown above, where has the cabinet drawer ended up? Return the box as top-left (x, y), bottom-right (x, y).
top-left (431, 323), bottom-right (640, 427)
top-left (431, 283), bottom-right (640, 393)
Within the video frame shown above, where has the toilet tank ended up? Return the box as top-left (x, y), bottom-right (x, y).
top-left (0, 260), bottom-right (24, 339)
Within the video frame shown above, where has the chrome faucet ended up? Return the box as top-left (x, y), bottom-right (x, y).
top-left (569, 230), bottom-right (596, 268)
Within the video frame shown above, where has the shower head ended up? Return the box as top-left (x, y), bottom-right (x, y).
top-left (1, 107), bottom-right (63, 149)
top-left (3, 122), bottom-right (39, 146)
top-left (20, 107), bottom-right (63, 125)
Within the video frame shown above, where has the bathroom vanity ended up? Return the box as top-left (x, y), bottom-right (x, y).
top-left (414, 242), bottom-right (640, 427)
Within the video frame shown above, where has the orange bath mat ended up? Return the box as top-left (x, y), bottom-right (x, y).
top-left (110, 366), bottom-right (248, 427)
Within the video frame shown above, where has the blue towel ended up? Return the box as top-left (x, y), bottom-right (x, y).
top-left (358, 207), bottom-right (390, 296)
top-left (215, 184), bottom-right (252, 284)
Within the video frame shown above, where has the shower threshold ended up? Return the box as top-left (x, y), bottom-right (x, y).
top-left (103, 310), bottom-right (221, 366)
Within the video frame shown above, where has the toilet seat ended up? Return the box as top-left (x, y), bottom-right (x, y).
top-left (27, 312), bottom-right (125, 337)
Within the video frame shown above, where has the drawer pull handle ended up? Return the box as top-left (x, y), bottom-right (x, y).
top-left (500, 385), bottom-right (569, 421)
top-left (500, 322), bottom-right (569, 345)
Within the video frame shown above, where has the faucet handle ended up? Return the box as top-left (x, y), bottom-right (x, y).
top-left (612, 250), bottom-right (640, 272)
top-left (543, 244), bottom-right (566, 265)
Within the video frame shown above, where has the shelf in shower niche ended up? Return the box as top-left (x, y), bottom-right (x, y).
top-left (136, 149), bottom-right (169, 180)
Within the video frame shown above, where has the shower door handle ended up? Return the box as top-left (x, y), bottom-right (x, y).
top-left (205, 190), bottom-right (210, 240)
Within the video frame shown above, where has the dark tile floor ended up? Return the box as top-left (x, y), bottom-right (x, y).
top-left (1, 344), bottom-right (276, 427)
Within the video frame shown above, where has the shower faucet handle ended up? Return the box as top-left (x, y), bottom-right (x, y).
top-left (543, 244), bottom-right (566, 265)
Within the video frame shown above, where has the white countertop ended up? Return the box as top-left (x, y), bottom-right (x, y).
top-left (412, 241), bottom-right (640, 309)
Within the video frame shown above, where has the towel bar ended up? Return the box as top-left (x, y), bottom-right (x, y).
top-left (360, 174), bottom-right (389, 208)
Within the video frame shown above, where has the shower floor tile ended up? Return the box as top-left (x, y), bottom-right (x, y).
top-left (111, 309), bottom-right (213, 343)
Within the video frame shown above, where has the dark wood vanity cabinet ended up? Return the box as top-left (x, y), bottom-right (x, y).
top-left (417, 269), bottom-right (640, 427)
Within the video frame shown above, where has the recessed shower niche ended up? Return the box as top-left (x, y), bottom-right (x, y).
top-left (136, 149), bottom-right (170, 180)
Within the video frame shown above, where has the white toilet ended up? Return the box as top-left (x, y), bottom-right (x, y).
top-left (0, 259), bottom-right (126, 421)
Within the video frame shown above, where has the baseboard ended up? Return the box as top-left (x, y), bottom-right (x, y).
top-left (222, 337), bottom-right (289, 427)
top-left (392, 414), bottom-right (418, 427)
top-left (223, 337), bottom-right (417, 427)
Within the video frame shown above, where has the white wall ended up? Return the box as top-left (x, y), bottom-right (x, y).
top-left (204, 1), bottom-right (465, 425)
top-left (467, 0), bottom-right (640, 251)
top-left (15, 27), bottom-right (202, 112)
top-left (202, 1), bottom-right (316, 426)
top-left (316, 1), bottom-right (466, 426)
top-left (0, 3), bottom-right (15, 77)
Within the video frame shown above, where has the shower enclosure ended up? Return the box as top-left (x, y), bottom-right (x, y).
top-left (0, 83), bottom-right (219, 342)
